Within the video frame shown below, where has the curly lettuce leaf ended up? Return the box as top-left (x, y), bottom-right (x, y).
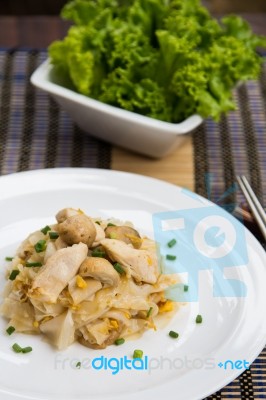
top-left (48, 0), bottom-right (266, 123)
top-left (222, 15), bottom-right (266, 49)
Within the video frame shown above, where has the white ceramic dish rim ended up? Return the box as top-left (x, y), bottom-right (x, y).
top-left (31, 60), bottom-right (203, 135)
top-left (0, 168), bottom-right (265, 400)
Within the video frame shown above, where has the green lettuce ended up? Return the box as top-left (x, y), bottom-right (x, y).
top-left (49, 0), bottom-right (266, 122)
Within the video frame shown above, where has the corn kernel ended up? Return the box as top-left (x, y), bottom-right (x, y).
top-left (147, 256), bottom-right (153, 266)
top-left (76, 275), bottom-right (87, 289)
top-left (33, 321), bottom-right (39, 328)
top-left (125, 234), bottom-right (143, 248)
top-left (159, 300), bottom-right (174, 313)
top-left (110, 320), bottom-right (119, 329)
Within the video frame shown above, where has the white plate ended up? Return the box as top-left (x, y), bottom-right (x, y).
top-left (0, 168), bottom-right (265, 400)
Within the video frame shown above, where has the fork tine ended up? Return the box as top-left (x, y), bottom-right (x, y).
top-left (236, 176), bottom-right (266, 241)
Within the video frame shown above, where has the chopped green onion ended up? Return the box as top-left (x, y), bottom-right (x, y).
top-left (133, 350), bottom-right (143, 359)
top-left (12, 343), bottom-right (23, 353)
top-left (25, 262), bottom-right (43, 268)
top-left (166, 254), bottom-right (176, 261)
top-left (184, 284), bottom-right (189, 292)
top-left (22, 346), bottom-right (32, 354)
top-left (169, 330), bottom-right (179, 339)
top-left (95, 221), bottom-right (101, 225)
top-left (167, 239), bottom-right (177, 248)
top-left (34, 240), bottom-right (47, 253)
top-left (91, 250), bottom-right (106, 258)
top-left (9, 270), bottom-right (20, 281)
top-left (113, 262), bottom-right (125, 274)
top-left (49, 231), bottom-right (59, 240)
top-left (196, 315), bottom-right (203, 324)
top-left (107, 223), bottom-right (116, 227)
top-left (6, 326), bottom-right (15, 336)
top-left (12, 343), bottom-right (32, 354)
top-left (76, 361), bottom-right (81, 369)
top-left (5, 257), bottom-right (13, 262)
top-left (41, 225), bottom-right (51, 235)
top-left (147, 307), bottom-right (153, 318)
top-left (114, 338), bottom-right (125, 346)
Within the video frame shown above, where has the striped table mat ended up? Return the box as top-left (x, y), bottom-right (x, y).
top-left (193, 60), bottom-right (266, 209)
top-left (0, 49), bottom-right (111, 174)
top-left (194, 61), bottom-right (266, 399)
top-left (0, 49), bottom-right (265, 399)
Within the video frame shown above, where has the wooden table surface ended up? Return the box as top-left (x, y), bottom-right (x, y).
top-left (1, 14), bottom-right (266, 191)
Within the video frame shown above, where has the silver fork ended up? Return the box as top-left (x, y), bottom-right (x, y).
top-left (236, 175), bottom-right (266, 241)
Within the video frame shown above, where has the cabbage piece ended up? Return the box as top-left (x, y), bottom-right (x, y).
top-left (78, 316), bottom-right (124, 348)
top-left (0, 297), bottom-right (34, 320)
top-left (73, 296), bottom-right (110, 328)
top-left (79, 319), bottom-right (113, 346)
top-left (101, 309), bottom-right (132, 326)
top-left (68, 276), bottom-right (102, 304)
top-left (8, 317), bottom-right (38, 333)
top-left (40, 310), bottom-right (75, 350)
top-left (43, 241), bottom-right (57, 264)
top-left (121, 318), bottom-right (150, 337)
top-left (30, 298), bottom-right (65, 318)
top-left (150, 273), bottom-right (180, 293)
top-left (0, 297), bottom-right (36, 332)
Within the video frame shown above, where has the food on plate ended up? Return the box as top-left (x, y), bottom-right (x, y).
top-left (49, 0), bottom-right (266, 122)
top-left (1, 208), bottom-right (179, 350)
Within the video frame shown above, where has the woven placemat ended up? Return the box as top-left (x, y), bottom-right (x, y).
top-left (193, 61), bottom-right (266, 208)
top-left (0, 49), bottom-right (111, 174)
top-left (193, 62), bottom-right (266, 399)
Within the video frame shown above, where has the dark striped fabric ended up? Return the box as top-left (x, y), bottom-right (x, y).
top-left (193, 62), bottom-right (266, 399)
top-left (193, 61), bottom-right (266, 209)
top-left (0, 49), bottom-right (111, 174)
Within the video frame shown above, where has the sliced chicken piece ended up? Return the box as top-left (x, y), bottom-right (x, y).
top-left (29, 243), bottom-right (88, 303)
top-left (100, 239), bottom-right (159, 284)
top-left (92, 222), bottom-right (105, 247)
top-left (78, 318), bottom-right (124, 349)
top-left (40, 309), bottom-right (75, 350)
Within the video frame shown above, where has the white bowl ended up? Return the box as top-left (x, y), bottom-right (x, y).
top-left (31, 60), bottom-right (203, 158)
